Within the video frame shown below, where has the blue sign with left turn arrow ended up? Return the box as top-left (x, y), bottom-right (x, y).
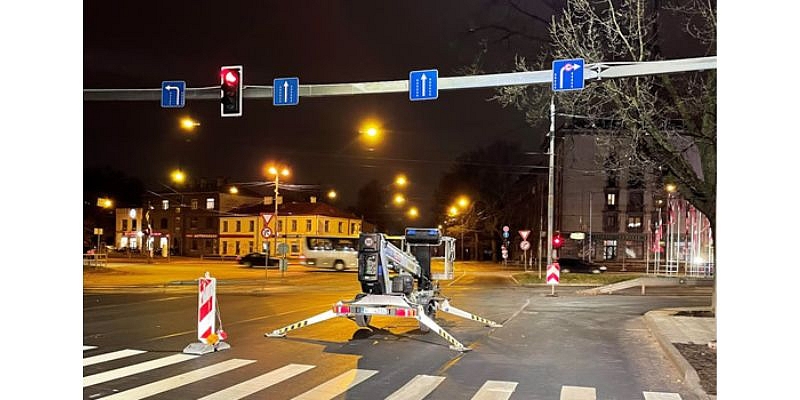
top-left (161, 81), bottom-right (186, 108)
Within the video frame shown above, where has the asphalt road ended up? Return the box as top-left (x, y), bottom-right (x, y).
top-left (83, 263), bottom-right (711, 399)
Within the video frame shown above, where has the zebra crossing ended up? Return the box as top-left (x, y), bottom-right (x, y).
top-left (84, 345), bottom-right (684, 399)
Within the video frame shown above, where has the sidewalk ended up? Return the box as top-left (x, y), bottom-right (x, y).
top-left (644, 308), bottom-right (716, 400)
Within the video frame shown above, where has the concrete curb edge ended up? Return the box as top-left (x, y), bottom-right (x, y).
top-left (643, 310), bottom-right (711, 400)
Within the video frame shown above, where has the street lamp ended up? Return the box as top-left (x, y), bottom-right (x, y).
top-left (407, 207), bottom-right (419, 219)
top-left (170, 169), bottom-right (186, 185)
top-left (266, 164), bottom-right (290, 257)
top-left (327, 189), bottom-right (337, 201)
top-left (180, 117), bottom-right (201, 131)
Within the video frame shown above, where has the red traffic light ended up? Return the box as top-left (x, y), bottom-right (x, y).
top-left (220, 65), bottom-right (243, 117)
top-left (222, 69), bottom-right (239, 85)
top-left (552, 233), bottom-right (564, 249)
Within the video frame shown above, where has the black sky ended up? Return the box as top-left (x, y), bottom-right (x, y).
top-left (83, 1), bottom-right (559, 215)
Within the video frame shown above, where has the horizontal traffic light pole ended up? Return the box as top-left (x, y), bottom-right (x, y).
top-left (83, 56), bottom-right (716, 101)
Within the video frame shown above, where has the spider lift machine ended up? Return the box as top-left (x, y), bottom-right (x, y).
top-left (265, 228), bottom-right (502, 352)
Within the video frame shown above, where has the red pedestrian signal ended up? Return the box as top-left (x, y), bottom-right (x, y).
top-left (220, 65), bottom-right (242, 117)
top-left (552, 233), bottom-right (564, 249)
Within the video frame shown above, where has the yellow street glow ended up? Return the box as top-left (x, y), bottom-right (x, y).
top-left (393, 193), bottom-right (406, 205)
top-left (328, 190), bottom-right (337, 199)
top-left (229, 186), bottom-right (239, 194)
top-left (171, 169), bottom-right (186, 183)
top-left (408, 207), bottom-right (419, 218)
top-left (395, 174), bottom-right (408, 187)
top-left (457, 196), bottom-right (470, 208)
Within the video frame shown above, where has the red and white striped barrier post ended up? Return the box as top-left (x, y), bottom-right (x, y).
top-left (183, 272), bottom-right (230, 354)
top-left (546, 261), bottom-right (560, 296)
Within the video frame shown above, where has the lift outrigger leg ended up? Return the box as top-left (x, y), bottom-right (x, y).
top-left (265, 310), bottom-right (338, 338)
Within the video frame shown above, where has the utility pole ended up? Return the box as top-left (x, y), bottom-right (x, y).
top-left (547, 95), bottom-right (555, 274)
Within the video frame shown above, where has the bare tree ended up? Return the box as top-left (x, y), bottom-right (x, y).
top-left (491, 0), bottom-right (717, 238)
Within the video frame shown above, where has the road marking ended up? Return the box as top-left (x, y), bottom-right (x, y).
top-left (83, 349), bottom-right (147, 366)
top-left (560, 385), bottom-right (596, 400)
top-left (291, 369), bottom-right (378, 400)
top-left (99, 358), bottom-right (255, 400)
top-left (385, 374), bottom-right (446, 400)
top-left (199, 363), bottom-right (315, 400)
top-left (470, 380), bottom-right (518, 400)
top-left (83, 353), bottom-right (197, 387)
top-left (83, 345), bottom-right (97, 351)
top-left (643, 392), bottom-right (682, 400)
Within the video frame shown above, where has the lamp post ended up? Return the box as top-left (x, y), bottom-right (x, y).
top-left (267, 165), bottom-right (290, 260)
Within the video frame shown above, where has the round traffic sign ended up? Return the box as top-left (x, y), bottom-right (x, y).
top-left (520, 240), bottom-right (530, 251)
top-left (261, 227), bottom-right (272, 238)
top-left (503, 225), bottom-right (510, 232)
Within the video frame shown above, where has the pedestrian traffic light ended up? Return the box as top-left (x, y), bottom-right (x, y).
top-left (220, 65), bottom-right (242, 117)
top-left (552, 233), bottom-right (564, 249)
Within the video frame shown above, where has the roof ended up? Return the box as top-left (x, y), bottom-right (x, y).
top-left (228, 201), bottom-right (361, 220)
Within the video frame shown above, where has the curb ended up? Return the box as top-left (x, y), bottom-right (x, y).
top-left (643, 310), bottom-right (713, 400)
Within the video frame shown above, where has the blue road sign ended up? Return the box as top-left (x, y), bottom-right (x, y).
top-left (409, 69), bottom-right (438, 101)
top-left (552, 58), bottom-right (585, 91)
top-left (273, 77), bottom-right (299, 106)
top-left (161, 81), bottom-right (186, 108)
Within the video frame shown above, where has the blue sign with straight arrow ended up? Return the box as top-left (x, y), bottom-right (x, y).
top-left (409, 69), bottom-right (438, 101)
top-left (273, 77), bottom-right (300, 106)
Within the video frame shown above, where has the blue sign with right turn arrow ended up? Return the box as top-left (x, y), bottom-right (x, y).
top-left (552, 58), bottom-right (585, 91)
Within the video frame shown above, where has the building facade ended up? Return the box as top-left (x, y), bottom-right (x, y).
top-left (219, 197), bottom-right (367, 258)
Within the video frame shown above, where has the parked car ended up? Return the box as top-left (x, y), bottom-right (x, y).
top-left (236, 252), bottom-right (280, 268)
top-left (557, 257), bottom-right (607, 274)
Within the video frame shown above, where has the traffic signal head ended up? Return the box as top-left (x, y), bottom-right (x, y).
top-left (552, 233), bottom-right (564, 249)
top-left (220, 65), bottom-right (242, 117)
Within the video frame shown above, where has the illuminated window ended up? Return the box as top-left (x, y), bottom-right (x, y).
top-left (191, 199), bottom-right (198, 210)
top-left (627, 216), bottom-right (642, 229)
top-left (162, 200), bottom-right (169, 210)
top-left (206, 198), bottom-right (215, 209)
top-left (607, 193), bottom-right (616, 206)
top-left (249, 220), bottom-right (254, 232)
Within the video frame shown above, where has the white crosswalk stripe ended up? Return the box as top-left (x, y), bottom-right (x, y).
top-left (471, 380), bottom-right (518, 400)
top-left (199, 363), bottom-right (316, 400)
top-left (100, 358), bottom-right (255, 400)
top-left (643, 392), bottom-right (683, 400)
top-left (83, 348), bottom-right (147, 366)
top-left (82, 345), bottom-right (687, 400)
top-left (385, 374), bottom-right (446, 400)
top-left (291, 369), bottom-right (378, 400)
top-left (560, 385), bottom-right (597, 400)
top-left (83, 353), bottom-right (198, 387)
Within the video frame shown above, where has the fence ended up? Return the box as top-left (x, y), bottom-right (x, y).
top-left (83, 253), bottom-right (108, 268)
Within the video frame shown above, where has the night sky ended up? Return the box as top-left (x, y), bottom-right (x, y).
top-left (83, 1), bottom-right (558, 213)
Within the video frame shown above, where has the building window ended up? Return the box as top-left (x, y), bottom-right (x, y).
top-left (192, 239), bottom-right (198, 250)
top-left (160, 218), bottom-right (168, 229)
top-left (206, 198), bottom-right (215, 209)
top-left (306, 219), bottom-right (312, 232)
top-left (604, 240), bottom-right (617, 260)
top-left (222, 241), bottom-right (228, 255)
top-left (607, 193), bottom-right (616, 206)
top-left (324, 220), bottom-right (330, 233)
top-left (235, 221), bottom-right (241, 232)
top-left (162, 200), bottom-right (169, 210)
top-left (351, 223), bottom-right (356, 234)
top-left (338, 222), bottom-right (343, 233)
top-left (604, 214), bottom-right (618, 232)
top-left (249, 220), bottom-right (254, 232)
top-left (190, 217), bottom-right (198, 229)
top-left (132, 219), bottom-right (137, 230)
top-left (235, 241), bottom-right (240, 255)
top-left (223, 221), bottom-right (228, 232)
top-left (191, 199), bottom-right (199, 210)
top-left (291, 242), bottom-right (300, 254)
top-left (248, 241), bottom-right (254, 253)
top-left (122, 220), bottom-right (128, 231)
top-left (626, 216), bottom-right (642, 231)
top-left (291, 220), bottom-right (297, 232)
top-left (206, 217), bottom-right (214, 229)
top-left (278, 220), bottom-right (283, 233)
